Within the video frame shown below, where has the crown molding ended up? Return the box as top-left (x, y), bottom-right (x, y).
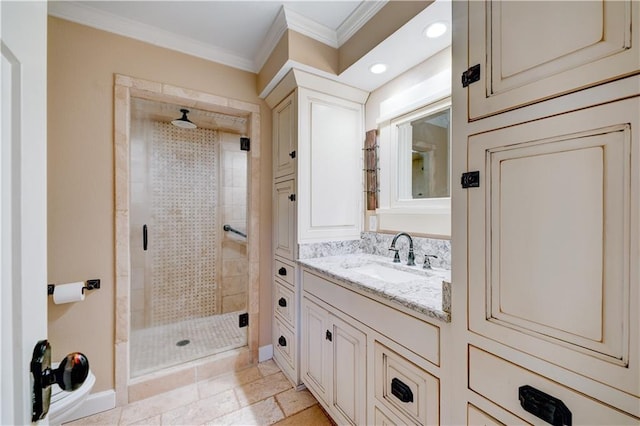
top-left (48, 1), bottom-right (256, 72)
top-left (254, 7), bottom-right (288, 71)
top-left (337, 1), bottom-right (388, 46)
top-left (283, 7), bottom-right (339, 48)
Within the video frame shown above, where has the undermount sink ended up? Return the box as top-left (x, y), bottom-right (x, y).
top-left (348, 263), bottom-right (424, 284)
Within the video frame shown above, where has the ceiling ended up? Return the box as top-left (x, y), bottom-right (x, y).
top-left (48, 0), bottom-right (451, 94)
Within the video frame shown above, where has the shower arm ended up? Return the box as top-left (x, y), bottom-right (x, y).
top-left (223, 224), bottom-right (247, 239)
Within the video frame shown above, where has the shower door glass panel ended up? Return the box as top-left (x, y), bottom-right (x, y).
top-left (129, 99), bottom-right (248, 378)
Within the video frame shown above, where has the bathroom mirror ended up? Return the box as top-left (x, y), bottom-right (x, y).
top-left (397, 107), bottom-right (450, 200)
top-left (375, 96), bottom-right (452, 237)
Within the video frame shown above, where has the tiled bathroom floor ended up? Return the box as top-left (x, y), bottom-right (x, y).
top-left (66, 360), bottom-right (333, 425)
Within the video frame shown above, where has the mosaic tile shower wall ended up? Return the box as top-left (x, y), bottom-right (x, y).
top-left (149, 122), bottom-right (219, 326)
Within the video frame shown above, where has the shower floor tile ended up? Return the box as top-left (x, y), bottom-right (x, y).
top-left (130, 311), bottom-right (247, 378)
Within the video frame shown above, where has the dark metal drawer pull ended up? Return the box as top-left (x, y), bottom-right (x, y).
top-left (143, 224), bottom-right (148, 251)
top-left (519, 385), bottom-right (571, 426)
top-left (278, 297), bottom-right (287, 307)
top-left (278, 336), bottom-right (287, 347)
top-left (278, 267), bottom-right (287, 276)
top-left (391, 378), bottom-right (413, 403)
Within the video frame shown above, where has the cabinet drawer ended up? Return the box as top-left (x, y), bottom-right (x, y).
top-left (467, 404), bottom-right (507, 426)
top-left (274, 258), bottom-right (295, 286)
top-left (374, 342), bottom-right (439, 426)
top-left (274, 279), bottom-right (295, 327)
top-left (469, 346), bottom-right (639, 425)
top-left (273, 318), bottom-right (296, 370)
top-left (374, 406), bottom-right (406, 426)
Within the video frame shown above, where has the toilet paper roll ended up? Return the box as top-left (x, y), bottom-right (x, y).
top-left (53, 282), bottom-right (85, 304)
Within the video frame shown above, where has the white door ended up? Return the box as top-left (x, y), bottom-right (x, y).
top-left (1, 1), bottom-right (48, 424)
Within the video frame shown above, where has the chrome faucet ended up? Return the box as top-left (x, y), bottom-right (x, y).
top-left (389, 232), bottom-right (415, 266)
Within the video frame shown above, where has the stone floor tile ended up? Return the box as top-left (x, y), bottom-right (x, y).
top-left (64, 407), bottom-right (123, 425)
top-left (205, 396), bottom-right (284, 425)
top-left (128, 414), bottom-right (162, 425)
top-left (198, 365), bottom-right (262, 399)
top-left (257, 359), bottom-right (281, 377)
top-left (273, 404), bottom-right (333, 426)
top-left (161, 388), bottom-right (238, 425)
top-left (120, 384), bottom-right (198, 424)
top-left (234, 372), bottom-right (292, 407)
top-left (275, 388), bottom-right (318, 417)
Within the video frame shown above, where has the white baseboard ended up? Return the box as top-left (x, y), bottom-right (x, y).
top-left (259, 344), bottom-right (273, 362)
top-left (68, 389), bottom-right (116, 422)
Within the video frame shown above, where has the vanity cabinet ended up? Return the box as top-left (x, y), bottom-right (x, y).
top-left (301, 295), bottom-right (367, 425)
top-left (456, 0), bottom-right (640, 423)
top-left (268, 69), bottom-right (367, 387)
top-left (467, 0), bottom-right (639, 120)
top-left (301, 268), bottom-right (443, 426)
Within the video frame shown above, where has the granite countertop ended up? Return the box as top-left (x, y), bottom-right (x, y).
top-left (298, 253), bottom-right (451, 323)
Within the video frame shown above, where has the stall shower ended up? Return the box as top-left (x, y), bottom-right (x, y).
top-left (128, 98), bottom-right (249, 378)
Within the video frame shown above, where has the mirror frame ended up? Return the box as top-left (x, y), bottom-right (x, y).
top-left (389, 97), bottom-right (452, 212)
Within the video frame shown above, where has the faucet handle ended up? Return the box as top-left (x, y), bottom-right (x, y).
top-left (389, 248), bottom-right (400, 263)
top-left (423, 254), bottom-right (438, 269)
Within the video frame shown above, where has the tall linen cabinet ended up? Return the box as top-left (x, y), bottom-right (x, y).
top-left (451, 1), bottom-right (640, 424)
top-left (266, 69), bottom-right (367, 386)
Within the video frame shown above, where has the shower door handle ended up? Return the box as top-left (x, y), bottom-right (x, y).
top-left (143, 225), bottom-right (148, 251)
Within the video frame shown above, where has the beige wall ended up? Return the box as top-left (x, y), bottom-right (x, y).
top-left (47, 17), bottom-right (273, 393)
top-left (257, 29), bottom-right (339, 95)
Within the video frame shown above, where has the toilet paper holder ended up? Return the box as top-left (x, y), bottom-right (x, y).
top-left (47, 279), bottom-right (100, 296)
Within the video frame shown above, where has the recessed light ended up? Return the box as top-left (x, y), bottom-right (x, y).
top-left (369, 63), bottom-right (387, 74)
top-left (424, 21), bottom-right (447, 39)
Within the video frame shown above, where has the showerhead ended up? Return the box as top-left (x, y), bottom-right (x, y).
top-left (171, 109), bottom-right (197, 129)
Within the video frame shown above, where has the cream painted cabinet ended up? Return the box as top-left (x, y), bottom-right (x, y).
top-left (301, 295), bottom-right (367, 426)
top-left (467, 98), bottom-right (640, 415)
top-left (268, 70), bottom-right (367, 388)
top-left (273, 179), bottom-right (296, 260)
top-left (467, 0), bottom-right (640, 119)
top-left (273, 91), bottom-right (296, 180)
top-left (458, 1), bottom-right (640, 423)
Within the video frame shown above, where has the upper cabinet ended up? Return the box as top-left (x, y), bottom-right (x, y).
top-left (467, 0), bottom-right (640, 120)
top-left (273, 92), bottom-right (297, 180)
top-left (268, 70), bottom-right (367, 244)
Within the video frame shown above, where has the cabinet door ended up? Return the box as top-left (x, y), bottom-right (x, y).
top-left (330, 314), bottom-right (367, 426)
top-left (301, 297), bottom-right (330, 403)
top-left (273, 92), bottom-right (296, 179)
top-left (468, 98), bottom-right (639, 404)
top-left (297, 88), bottom-right (363, 242)
top-left (467, 0), bottom-right (639, 119)
top-left (273, 179), bottom-right (296, 259)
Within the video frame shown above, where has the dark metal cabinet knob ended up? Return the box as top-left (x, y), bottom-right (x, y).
top-left (278, 297), bottom-right (287, 307)
top-left (278, 267), bottom-right (287, 276)
top-left (278, 336), bottom-right (287, 347)
top-left (325, 330), bottom-right (332, 342)
top-left (289, 151), bottom-right (296, 159)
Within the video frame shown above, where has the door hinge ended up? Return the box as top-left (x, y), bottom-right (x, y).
top-left (461, 171), bottom-right (480, 188)
top-left (288, 194), bottom-right (296, 202)
top-left (461, 64), bottom-right (481, 88)
top-left (239, 312), bottom-right (249, 327)
top-left (240, 137), bottom-right (250, 151)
